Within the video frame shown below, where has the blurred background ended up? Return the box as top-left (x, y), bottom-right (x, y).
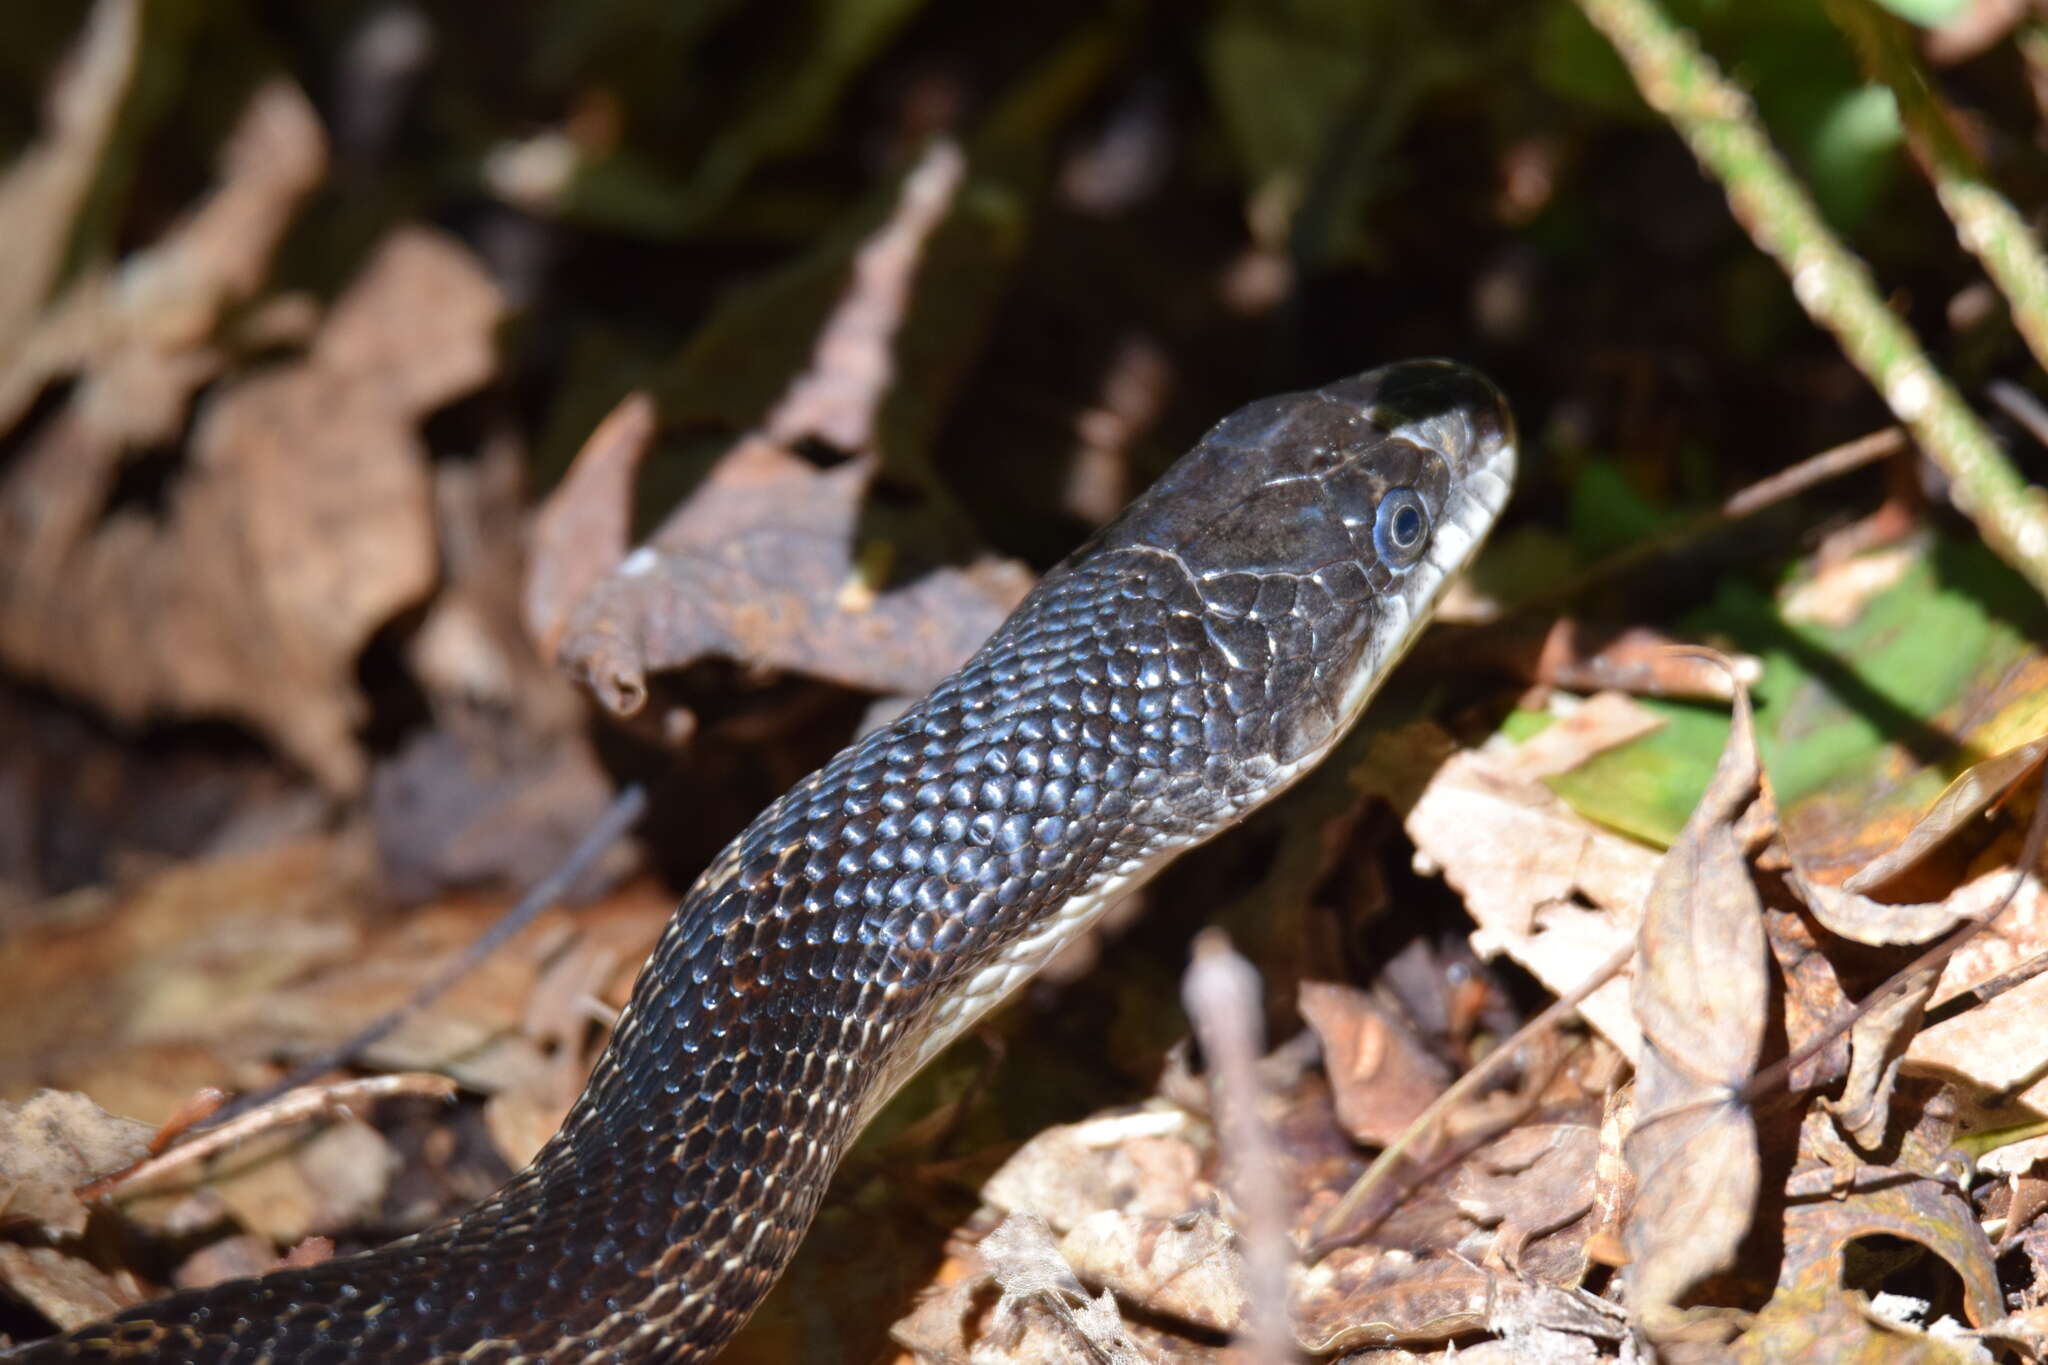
top-left (6, 1), bottom-right (2048, 1360)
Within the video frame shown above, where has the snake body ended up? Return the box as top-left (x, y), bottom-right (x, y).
top-left (12, 360), bottom-right (1515, 1363)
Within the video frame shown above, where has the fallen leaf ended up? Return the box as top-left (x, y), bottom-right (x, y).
top-left (1059, 1208), bottom-right (1248, 1335)
top-left (1298, 981), bottom-right (1449, 1148)
top-left (523, 391), bottom-right (655, 658)
top-left (1829, 967), bottom-right (1941, 1151)
top-left (550, 139), bottom-right (1031, 717)
top-left (1734, 1167), bottom-right (2002, 1361)
top-left (1623, 678), bottom-right (1768, 1335)
top-left (0, 1243), bottom-right (142, 1331)
top-left (892, 1213), bottom-right (1152, 1365)
top-left (1406, 721), bottom-right (1661, 1059)
top-left (189, 1116), bottom-right (397, 1250)
top-left (1846, 734), bottom-right (2048, 893)
top-left (1291, 1248), bottom-right (1620, 1353)
top-left (0, 1091), bottom-right (152, 1236)
top-left (980, 1108), bottom-right (1209, 1234)
top-left (375, 442), bottom-right (633, 902)
top-left (0, 0), bottom-right (138, 360)
top-left (557, 436), bottom-right (1031, 715)
top-left (0, 141), bottom-right (502, 789)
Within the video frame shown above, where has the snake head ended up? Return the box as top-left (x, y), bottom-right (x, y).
top-left (1103, 359), bottom-right (1517, 773)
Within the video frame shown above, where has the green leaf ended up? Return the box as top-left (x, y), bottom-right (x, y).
top-left (1869, 0), bottom-right (1968, 25)
top-left (1800, 83), bottom-right (1903, 228)
top-left (1533, 537), bottom-right (2048, 876)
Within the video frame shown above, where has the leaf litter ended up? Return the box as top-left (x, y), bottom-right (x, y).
top-left (7, 6), bottom-right (2048, 1364)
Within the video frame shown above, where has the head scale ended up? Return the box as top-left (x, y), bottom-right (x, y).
top-left (1101, 359), bottom-right (1516, 771)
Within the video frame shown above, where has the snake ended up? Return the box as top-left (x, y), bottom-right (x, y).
top-left (9, 359), bottom-right (1515, 1364)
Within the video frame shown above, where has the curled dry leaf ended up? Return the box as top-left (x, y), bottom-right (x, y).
top-left (542, 139), bottom-right (1031, 717)
top-left (554, 435), bottom-right (1031, 716)
top-left (889, 1212), bottom-right (1151, 1365)
top-left (1734, 1169), bottom-right (2002, 1360)
top-left (1405, 693), bottom-right (1667, 1059)
top-left (1845, 732), bottom-right (2048, 893)
top-left (0, 63), bottom-right (504, 790)
top-left (1297, 981), bottom-right (1449, 1148)
top-left (1535, 620), bottom-right (1758, 701)
top-left (1786, 857), bottom-right (1973, 947)
top-left (0, 1090), bottom-right (152, 1237)
top-left (0, 0), bottom-right (138, 357)
top-left (1623, 677), bottom-right (1768, 1335)
top-left (1827, 966), bottom-right (1941, 1152)
top-left (1059, 1208), bottom-right (1247, 1337)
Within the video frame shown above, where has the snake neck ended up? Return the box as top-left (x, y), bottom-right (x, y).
top-left (18, 558), bottom-right (1257, 1364)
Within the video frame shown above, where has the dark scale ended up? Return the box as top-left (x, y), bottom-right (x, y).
top-left (12, 362), bottom-right (1514, 1364)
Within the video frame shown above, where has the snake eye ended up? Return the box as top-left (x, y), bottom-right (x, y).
top-left (1373, 488), bottom-right (1431, 567)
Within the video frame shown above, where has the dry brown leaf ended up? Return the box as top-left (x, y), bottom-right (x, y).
top-left (0, 836), bottom-right (672, 1124)
top-left (191, 1117), bottom-right (397, 1249)
top-left (0, 0), bottom-right (138, 357)
top-left (1297, 982), bottom-right (1449, 1148)
top-left (1405, 712), bottom-right (1663, 1058)
top-left (1534, 624), bottom-right (1755, 702)
top-left (1448, 1121), bottom-right (1599, 1273)
top-left (0, 1091), bottom-right (152, 1236)
top-left (1829, 966), bottom-right (1941, 1151)
top-left (980, 1109), bottom-right (1209, 1234)
top-left (171, 1233), bottom-right (310, 1291)
top-left (1623, 679), bottom-right (1768, 1335)
top-left (376, 443), bottom-right (631, 901)
top-left (556, 435), bottom-right (1032, 716)
top-left (1060, 1209), bottom-right (1248, 1337)
top-left (1734, 1168), bottom-right (2002, 1361)
top-left (0, 78), bottom-right (324, 596)
top-left (0, 1243), bottom-right (143, 1332)
top-left (523, 391), bottom-right (656, 657)
top-left (547, 140), bottom-right (1030, 717)
top-left (0, 182), bottom-right (501, 789)
top-left (1291, 1249), bottom-right (1619, 1353)
top-left (1909, 870), bottom-right (2048, 1123)
top-left (1846, 735), bottom-right (2048, 894)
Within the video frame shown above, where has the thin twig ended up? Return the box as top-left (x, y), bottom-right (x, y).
top-left (196, 781), bottom-right (649, 1131)
top-left (1575, 0), bottom-right (2048, 601)
top-left (1988, 380), bottom-right (2048, 453)
top-left (1923, 946), bottom-right (2048, 1029)
top-left (78, 1074), bottom-right (458, 1203)
top-left (1529, 425), bottom-right (1907, 608)
top-left (1308, 939), bottom-right (1634, 1258)
top-left (1182, 928), bottom-right (1298, 1364)
top-left (1719, 426), bottom-right (1907, 519)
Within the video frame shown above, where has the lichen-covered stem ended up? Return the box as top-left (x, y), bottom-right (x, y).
top-left (1576, 0), bottom-right (2048, 600)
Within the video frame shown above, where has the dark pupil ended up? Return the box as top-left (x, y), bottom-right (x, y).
top-left (1392, 504), bottom-right (1422, 546)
